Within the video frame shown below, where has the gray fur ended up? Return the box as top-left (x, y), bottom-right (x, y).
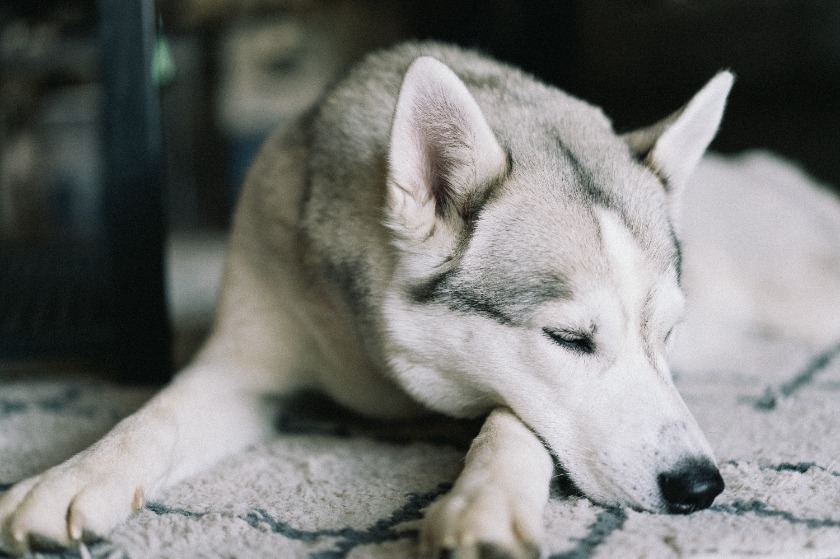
top-left (300, 41), bottom-right (679, 336)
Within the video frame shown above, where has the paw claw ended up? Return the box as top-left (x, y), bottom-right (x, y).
top-left (69, 511), bottom-right (85, 541)
top-left (0, 465), bottom-right (139, 555)
top-left (132, 487), bottom-right (145, 511)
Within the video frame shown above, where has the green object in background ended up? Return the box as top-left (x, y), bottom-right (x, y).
top-left (153, 32), bottom-right (176, 86)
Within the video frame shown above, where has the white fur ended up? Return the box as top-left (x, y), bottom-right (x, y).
top-left (651, 72), bottom-right (734, 190)
top-left (624, 72), bottom-right (733, 222)
top-left (421, 408), bottom-right (553, 557)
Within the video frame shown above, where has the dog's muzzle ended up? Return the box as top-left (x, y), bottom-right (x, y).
top-left (657, 457), bottom-right (725, 514)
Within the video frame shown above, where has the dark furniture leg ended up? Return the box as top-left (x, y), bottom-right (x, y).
top-left (98, 0), bottom-right (171, 384)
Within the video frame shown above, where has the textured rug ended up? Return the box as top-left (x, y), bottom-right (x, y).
top-left (3, 151), bottom-right (840, 559)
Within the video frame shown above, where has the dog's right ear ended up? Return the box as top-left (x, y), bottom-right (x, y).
top-left (385, 56), bottom-right (508, 246)
top-left (623, 72), bottom-right (734, 220)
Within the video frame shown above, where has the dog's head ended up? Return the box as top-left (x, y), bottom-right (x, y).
top-left (382, 55), bottom-right (732, 513)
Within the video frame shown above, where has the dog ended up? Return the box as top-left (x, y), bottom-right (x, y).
top-left (0, 42), bottom-right (732, 558)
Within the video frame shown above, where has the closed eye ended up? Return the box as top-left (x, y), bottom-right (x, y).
top-left (542, 327), bottom-right (596, 355)
top-left (664, 321), bottom-right (683, 348)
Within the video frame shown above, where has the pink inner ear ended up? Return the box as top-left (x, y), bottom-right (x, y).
top-left (422, 131), bottom-right (469, 217)
top-left (388, 56), bottom-right (507, 228)
top-left (425, 142), bottom-right (454, 215)
top-left (410, 97), bottom-right (473, 217)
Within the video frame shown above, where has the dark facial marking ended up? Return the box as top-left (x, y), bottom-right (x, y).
top-left (411, 269), bottom-right (518, 324)
top-left (566, 137), bottom-right (683, 285)
top-left (440, 284), bottom-right (517, 325)
top-left (410, 267), bottom-right (455, 304)
top-left (669, 224), bottom-right (683, 283)
top-left (555, 137), bottom-right (646, 240)
top-left (411, 267), bottom-right (571, 326)
top-left (640, 291), bottom-right (658, 368)
top-left (556, 139), bottom-right (614, 210)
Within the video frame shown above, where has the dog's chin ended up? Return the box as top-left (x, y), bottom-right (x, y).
top-left (558, 467), bottom-right (662, 513)
top-left (588, 491), bottom-right (659, 513)
top-left (586, 490), bottom-right (666, 514)
top-left (574, 481), bottom-right (711, 515)
top-left (551, 456), bottom-right (660, 512)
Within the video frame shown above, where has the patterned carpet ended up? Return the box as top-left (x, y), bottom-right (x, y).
top-left (2, 152), bottom-right (840, 558)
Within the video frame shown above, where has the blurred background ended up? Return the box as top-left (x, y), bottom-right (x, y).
top-left (1, 0), bottom-right (838, 382)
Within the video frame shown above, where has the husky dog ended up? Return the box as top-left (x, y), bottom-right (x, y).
top-left (0, 42), bottom-right (733, 558)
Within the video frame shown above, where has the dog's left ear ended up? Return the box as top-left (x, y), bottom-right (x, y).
top-left (385, 56), bottom-right (508, 247)
top-left (623, 72), bottom-right (734, 204)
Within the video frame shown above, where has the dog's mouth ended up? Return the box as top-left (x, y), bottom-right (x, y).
top-left (517, 413), bottom-right (724, 513)
top-left (549, 455), bottom-right (587, 499)
top-left (547, 447), bottom-right (724, 514)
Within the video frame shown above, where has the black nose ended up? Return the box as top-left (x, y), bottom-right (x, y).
top-left (658, 457), bottom-right (724, 514)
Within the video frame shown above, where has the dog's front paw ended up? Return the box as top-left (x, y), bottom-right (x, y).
top-left (420, 486), bottom-right (544, 559)
top-left (0, 458), bottom-right (143, 556)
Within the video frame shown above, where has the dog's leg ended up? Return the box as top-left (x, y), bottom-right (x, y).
top-left (421, 407), bottom-right (553, 559)
top-left (0, 366), bottom-right (274, 555)
top-left (0, 232), bottom-right (312, 555)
